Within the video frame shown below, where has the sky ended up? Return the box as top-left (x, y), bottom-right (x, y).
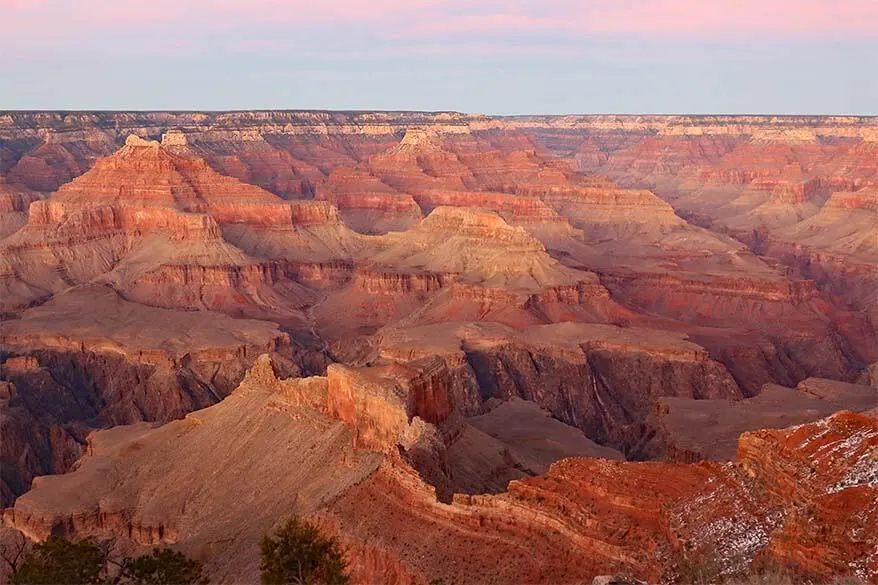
top-left (1, 0), bottom-right (877, 114)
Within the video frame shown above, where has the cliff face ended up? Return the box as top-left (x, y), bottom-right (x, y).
top-left (326, 358), bottom-right (453, 453)
top-left (375, 321), bottom-right (742, 458)
top-left (0, 178), bottom-right (43, 239)
top-left (737, 412), bottom-right (878, 580)
top-left (0, 286), bottom-right (311, 507)
top-left (2, 112), bottom-right (876, 583)
top-left (527, 117), bottom-right (877, 354)
top-left (325, 409), bottom-right (878, 584)
top-left (7, 357), bottom-right (875, 584)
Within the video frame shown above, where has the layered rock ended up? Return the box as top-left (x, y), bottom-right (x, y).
top-left (5, 352), bottom-right (876, 584)
top-left (0, 178), bottom-right (42, 239)
top-left (648, 377), bottom-right (878, 461)
top-left (506, 172), bottom-right (864, 382)
top-left (542, 185), bottom-right (687, 237)
top-left (0, 286), bottom-right (302, 507)
top-left (371, 207), bottom-right (594, 292)
top-left (1, 113), bottom-right (876, 585)
top-left (765, 188), bottom-right (878, 325)
top-left (5, 140), bottom-right (97, 193)
top-left (315, 128), bottom-right (592, 234)
top-left (0, 137), bottom-right (361, 316)
top-left (316, 167), bottom-right (422, 233)
top-left (38, 135), bottom-right (295, 227)
top-left (326, 410), bottom-right (878, 583)
top-left (737, 412), bottom-right (878, 580)
top-left (301, 206), bottom-right (630, 350)
top-left (533, 122), bottom-right (877, 357)
top-left (161, 130), bottom-right (330, 199)
top-left (4, 357), bottom-right (383, 581)
top-left (377, 321), bottom-right (743, 456)
top-left (326, 358), bottom-right (453, 453)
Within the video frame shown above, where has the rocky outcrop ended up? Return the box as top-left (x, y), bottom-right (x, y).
top-left (542, 185), bottom-right (686, 230)
top-left (737, 412), bottom-right (878, 580)
top-left (377, 322), bottom-right (742, 456)
top-left (824, 187), bottom-right (878, 212)
top-left (0, 137), bottom-right (363, 316)
top-left (0, 178), bottom-right (43, 239)
top-left (326, 358), bottom-right (453, 453)
top-left (21, 200), bottom-right (223, 242)
top-left (324, 409), bottom-right (878, 584)
top-left (648, 377), bottom-right (878, 461)
top-left (3, 357), bottom-right (383, 581)
top-left (0, 286), bottom-right (308, 506)
top-left (371, 207), bottom-right (597, 293)
top-left (5, 350), bottom-right (876, 584)
top-left (36, 135), bottom-right (309, 229)
top-left (352, 269), bottom-right (447, 296)
top-left (411, 189), bottom-right (564, 223)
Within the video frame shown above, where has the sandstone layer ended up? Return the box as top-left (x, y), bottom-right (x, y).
top-left (0, 286), bottom-right (306, 507)
top-left (6, 357), bottom-right (876, 584)
top-left (2, 112), bottom-right (877, 584)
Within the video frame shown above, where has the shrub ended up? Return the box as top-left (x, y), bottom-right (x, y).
top-left (8, 536), bottom-right (108, 585)
top-left (260, 518), bottom-right (349, 585)
top-left (120, 548), bottom-right (207, 585)
top-left (6, 536), bottom-right (206, 585)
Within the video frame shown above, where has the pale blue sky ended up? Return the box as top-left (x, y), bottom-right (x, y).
top-left (2, 0), bottom-right (876, 114)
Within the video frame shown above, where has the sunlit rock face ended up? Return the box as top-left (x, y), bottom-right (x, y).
top-left (2, 112), bottom-right (877, 585)
top-left (6, 357), bottom-right (876, 584)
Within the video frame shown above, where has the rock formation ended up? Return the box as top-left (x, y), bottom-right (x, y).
top-left (6, 357), bottom-right (876, 584)
top-left (649, 377), bottom-right (878, 461)
top-left (376, 321), bottom-right (743, 457)
top-left (0, 177), bottom-right (43, 239)
top-left (0, 286), bottom-right (303, 507)
top-left (2, 111), bottom-right (877, 584)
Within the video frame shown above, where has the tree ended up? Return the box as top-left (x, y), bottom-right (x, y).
top-left (120, 548), bottom-right (207, 585)
top-left (8, 536), bottom-right (108, 585)
top-left (260, 519), bottom-right (348, 585)
top-left (7, 536), bottom-right (206, 585)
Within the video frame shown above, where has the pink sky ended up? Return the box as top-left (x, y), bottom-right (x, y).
top-left (3, 0), bottom-right (876, 113)
top-left (3, 0), bottom-right (878, 44)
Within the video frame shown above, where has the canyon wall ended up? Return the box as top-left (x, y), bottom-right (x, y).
top-left (6, 357), bottom-right (876, 584)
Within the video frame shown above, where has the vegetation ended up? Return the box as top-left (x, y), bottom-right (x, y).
top-left (673, 551), bottom-right (866, 585)
top-left (2, 534), bottom-right (206, 585)
top-left (119, 548), bottom-right (207, 585)
top-left (7, 536), bottom-right (108, 585)
top-left (259, 518), bottom-right (349, 585)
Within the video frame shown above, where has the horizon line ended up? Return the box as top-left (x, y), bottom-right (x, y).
top-left (3, 109), bottom-right (878, 119)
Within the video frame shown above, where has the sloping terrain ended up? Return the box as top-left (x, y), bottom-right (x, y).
top-left (1, 111), bottom-right (877, 584)
top-left (6, 357), bottom-right (876, 584)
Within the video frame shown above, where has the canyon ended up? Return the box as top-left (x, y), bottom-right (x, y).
top-left (1, 111), bottom-right (877, 584)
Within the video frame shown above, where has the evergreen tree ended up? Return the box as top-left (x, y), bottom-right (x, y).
top-left (260, 519), bottom-right (348, 585)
